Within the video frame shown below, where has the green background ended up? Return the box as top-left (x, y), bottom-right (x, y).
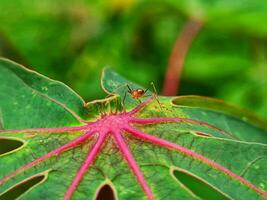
top-left (0, 0), bottom-right (267, 119)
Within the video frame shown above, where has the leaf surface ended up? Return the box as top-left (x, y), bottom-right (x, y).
top-left (1, 60), bottom-right (267, 200)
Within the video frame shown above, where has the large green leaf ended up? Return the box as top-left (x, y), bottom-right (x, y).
top-left (1, 59), bottom-right (267, 200)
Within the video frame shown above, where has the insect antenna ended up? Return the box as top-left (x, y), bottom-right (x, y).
top-left (126, 84), bottom-right (132, 93)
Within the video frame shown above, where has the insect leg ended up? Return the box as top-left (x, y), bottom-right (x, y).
top-left (122, 91), bottom-right (127, 112)
top-left (150, 82), bottom-right (163, 110)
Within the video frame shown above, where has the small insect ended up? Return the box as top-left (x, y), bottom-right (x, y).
top-left (126, 85), bottom-right (149, 103)
top-left (124, 82), bottom-right (162, 110)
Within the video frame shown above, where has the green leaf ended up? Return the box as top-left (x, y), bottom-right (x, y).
top-left (1, 60), bottom-right (267, 200)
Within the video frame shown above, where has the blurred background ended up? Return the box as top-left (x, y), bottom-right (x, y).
top-left (0, 0), bottom-right (267, 119)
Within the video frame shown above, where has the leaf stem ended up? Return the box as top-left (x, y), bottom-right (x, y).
top-left (113, 130), bottom-right (154, 200)
top-left (128, 96), bottom-right (156, 116)
top-left (0, 131), bottom-right (95, 185)
top-left (64, 132), bottom-right (108, 200)
top-left (0, 125), bottom-right (88, 134)
top-left (124, 126), bottom-right (267, 198)
top-left (130, 117), bottom-right (236, 139)
top-left (162, 20), bottom-right (203, 96)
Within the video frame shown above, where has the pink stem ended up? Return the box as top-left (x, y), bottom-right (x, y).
top-left (162, 20), bottom-right (203, 95)
top-left (128, 96), bottom-right (156, 116)
top-left (0, 131), bottom-right (95, 185)
top-left (124, 126), bottom-right (267, 198)
top-left (0, 125), bottom-right (88, 134)
top-left (130, 117), bottom-right (236, 139)
top-left (113, 130), bottom-right (154, 200)
top-left (64, 132), bottom-right (108, 200)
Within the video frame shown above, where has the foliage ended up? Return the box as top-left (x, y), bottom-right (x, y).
top-left (0, 0), bottom-right (267, 119)
top-left (1, 59), bottom-right (267, 199)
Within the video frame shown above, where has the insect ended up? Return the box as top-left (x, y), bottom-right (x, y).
top-left (126, 85), bottom-right (149, 103)
top-left (124, 82), bottom-right (163, 110)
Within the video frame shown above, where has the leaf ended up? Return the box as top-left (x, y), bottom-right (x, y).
top-left (1, 59), bottom-right (267, 200)
top-left (0, 58), bottom-right (88, 129)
